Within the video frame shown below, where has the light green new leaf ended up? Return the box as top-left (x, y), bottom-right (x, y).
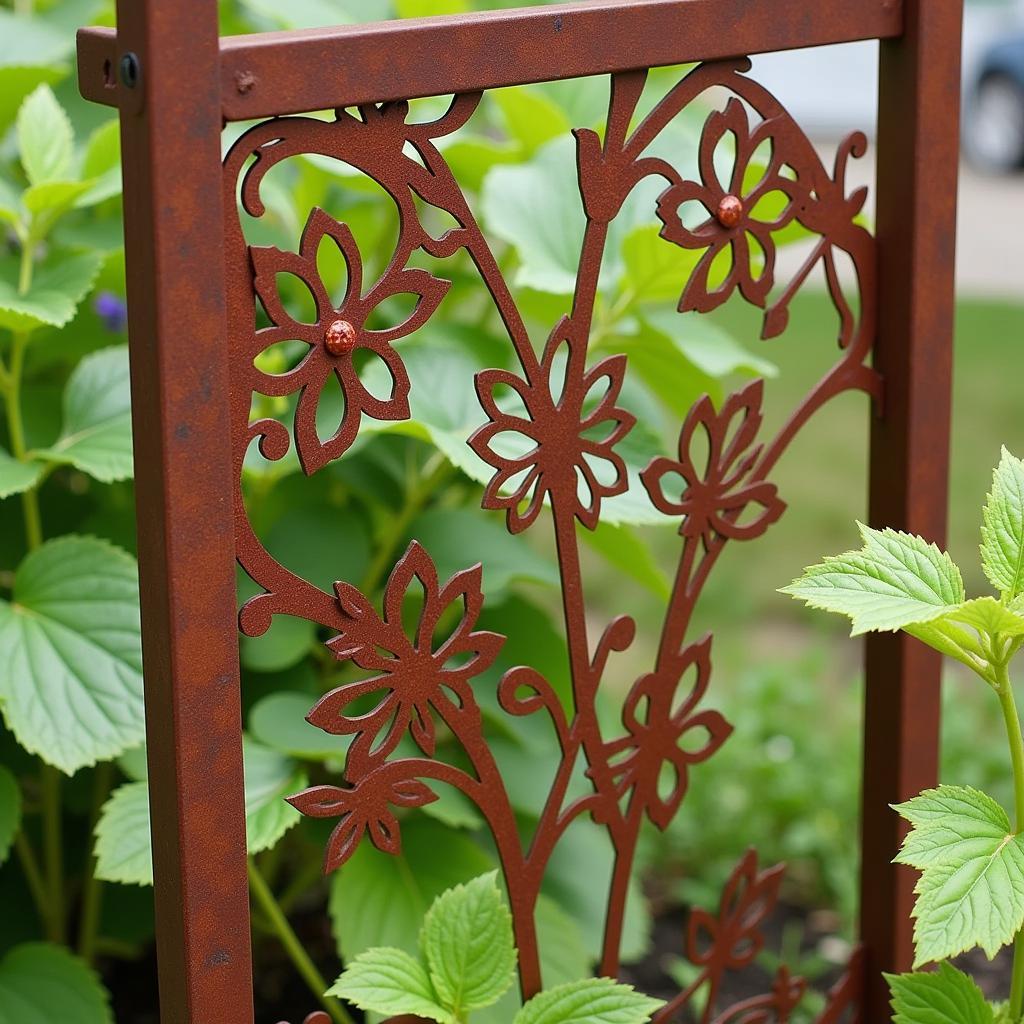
top-left (981, 447), bottom-right (1024, 600)
top-left (947, 597), bottom-right (1024, 638)
top-left (330, 818), bottom-right (495, 961)
top-left (77, 120), bottom-right (122, 207)
top-left (329, 947), bottom-right (453, 1023)
top-left (17, 85), bottom-right (74, 187)
top-left (780, 523), bottom-right (965, 636)
top-left (0, 251), bottom-right (102, 332)
top-left (894, 785), bottom-right (1024, 964)
top-left (35, 346), bottom-right (133, 482)
top-left (95, 738), bottom-right (306, 885)
top-left (0, 943), bottom-right (113, 1024)
top-left (0, 66), bottom-right (65, 137)
top-left (886, 964), bottom-right (993, 1024)
top-left (0, 765), bottom-right (20, 867)
top-left (514, 978), bottom-right (665, 1024)
top-left (0, 446), bottom-right (43, 499)
top-left (421, 871), bottom-right (517, 1014)
top-left (0, 536), bottom-right (144, 774)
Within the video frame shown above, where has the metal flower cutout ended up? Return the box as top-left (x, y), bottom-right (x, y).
top-left (642, 379), bottom-right (785, 549)
top-left (250, 207), bottom-right (449, 473)
top-left (605, 636), bottom-right (732, 829)
top-left (469, 317), bottom-right (636, 533)
top-left (688, 850), bottom-right (785, 973)
top-left (306, 541), bottom-right (504, 779)
top-left (286, 774), bottom-right (437, 873)
top-left (656, 97), bottom-right (804, 314)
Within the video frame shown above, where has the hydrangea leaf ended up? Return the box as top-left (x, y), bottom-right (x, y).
top-left (886, 963), bottom-right (993, 1024)
top-left (981, 446), bottom-right (1024, 600)
top-left (514, 978), bottom-right (665, 1024)
top-left (0, 536), bottom-right (144, 774)
top-left (893, 785), bottom-right (1024, 965)
top-left (35, 346), bottom-right (133, 483)
top-left (94, 739), bottom-right (305, 885)
top-left (328, 947), bottom-right (453, 1023)
top-left (420, 871), bottom-right (517, 1015)
top-left (780, 523), bottom-right (965, 636)
top-left (0, 446), bottom-right (43, 499)
top-left (0, 942), bottom-right (113, 1024)
top-left (0, 251), bottom-right (102, 332)
top-left (16, 85), bottom-right (73, 187)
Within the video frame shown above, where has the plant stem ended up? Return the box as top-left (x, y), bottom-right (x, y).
top-left (78, 761), bottom-right (114, 964)
top-left (14, 828), bottom-right (49, 928)
top-left (41, 763), bottom-right (64, 943)
top-left (994, 656), bottom-right (1024, 1019)
top-left (246, 858), bottom-right (354, 1024)
top-left (3, 332), bottom-right (43, 550)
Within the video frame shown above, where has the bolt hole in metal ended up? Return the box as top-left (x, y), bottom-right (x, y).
top-left (102, 57), bottom-right (115, 88)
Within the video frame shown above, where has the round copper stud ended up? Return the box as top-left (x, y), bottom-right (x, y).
top-left (324, 318), bottom-right (357, 356)
top-left (716, 194), bottom-right (744, 229)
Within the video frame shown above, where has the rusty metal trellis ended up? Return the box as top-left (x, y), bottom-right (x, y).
top-left (77, 1), bottom-right (964, 1022)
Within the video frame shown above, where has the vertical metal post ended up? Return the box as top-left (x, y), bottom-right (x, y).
top-left (113, 1), bottom-right (255, 1021)
top-left (862, 0), bottom-right (963, 1017)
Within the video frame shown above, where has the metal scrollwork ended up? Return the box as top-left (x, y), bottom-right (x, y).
top-left (223, 57), bottom-right (876, 1019)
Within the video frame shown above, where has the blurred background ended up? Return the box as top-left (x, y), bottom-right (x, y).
top-left (0, 1), bottom-right (1021, 1020)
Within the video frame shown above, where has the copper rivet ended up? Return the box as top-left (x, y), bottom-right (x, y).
top-left (716, 194), bottom-right (743, 229)
top-left (324, 319), bottom-right (357, 356)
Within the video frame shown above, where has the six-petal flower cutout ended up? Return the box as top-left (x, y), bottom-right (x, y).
top-left (286, 773), bottom-right (437, 873)
top-left (250, 207), bottom-right (449, 473)
top-left (603, 636), bottom-right (732, 830)
top-left (656, 98), bottom-right (805, 314)
top-left (642, 379), bottom-right (785, 549)
top-left (306, 541), bottom-right (504, 780)
top-left (469, 317), bottom-right (636, 533)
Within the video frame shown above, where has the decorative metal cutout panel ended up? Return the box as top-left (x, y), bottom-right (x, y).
top-left (223, 58), bottom-right (877, 1022)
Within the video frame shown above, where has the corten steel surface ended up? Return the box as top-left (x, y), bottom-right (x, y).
top-left (77, 1), bottom-right (963, 1022)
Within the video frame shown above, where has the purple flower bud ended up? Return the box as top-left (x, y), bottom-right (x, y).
top-left (93, 291), bottom-right (128, 333)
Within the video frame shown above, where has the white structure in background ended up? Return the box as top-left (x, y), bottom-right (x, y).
top-left (749, 0), bottom-right (1024, 139)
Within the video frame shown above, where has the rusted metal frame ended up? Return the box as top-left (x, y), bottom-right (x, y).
top-left (113, 1), bottom-right (254, 1022)
top-left (862, 0), bottom-right (963, 1017)
top-left (78, 0), bottom-right (903, 119)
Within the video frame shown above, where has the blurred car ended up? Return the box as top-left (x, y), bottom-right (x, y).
top-left (965, 34), bottom-right (1024, 172)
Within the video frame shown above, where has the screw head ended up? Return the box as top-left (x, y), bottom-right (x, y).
top-left (324, 319), bottom-right (357, 356)
top-left (119, 52), bottom-right (140, 90)
top-left (716, 194), bottom-right (744, 229)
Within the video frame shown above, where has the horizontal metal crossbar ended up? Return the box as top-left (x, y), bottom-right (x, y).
top-left (78, 0), bottom-right (902, 120)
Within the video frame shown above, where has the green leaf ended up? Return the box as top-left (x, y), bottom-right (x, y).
top-left (0, 536), bottom-right (144, 774)
top-left (894, 784), bottom-right (1024, 964)
top-left (0, 251), bottom-right (102, 332)
top-left (35, 346), bottom-right (133, 482)
top-left (77, 120), bottom-right (122, 207)
top-left (0, 942), bottom-right (112, 1024)
top-left (981, 446), bottom-right (1024, 600)
top-left (0, 446), bottom-right (43, 499)
top-left (0, 66), bottom-right (65, 136)
top-left (240, 613), bottom-right (315, 673)
top-left (946, 597), bottom-right (1024, 639)
top-left (329, 947), bottom-right (453, 1023)
top-left (330, 817), bottom-right (495, 961)
top-left (421, 872), bottom-right (517, 1015)
top-left (17, 85), bottom-right (74, 187)
top-left (514, 978), bottom-right (664, 1024)
top-left (249, 690), bottom-right (350, 761)
top-left (411, 506), bottom-right (559, 595)
top-left (239, 0), bottom-right (390, 28)
top-left (780, 523), bottom-right (965, 636)
top-left (621, 224), bottom-right (702, 305)
top-left (494, 87), bottom-right (571, 157)
top-left (396, 0), bottom-right (469, 15)
top-left (95, 738), bottom-right (306, 885)
top-left (581, 522), bottom-right (671, 600)
top-left (481, 137), bottom-right (657, 295)
top-left (886, 963), bottom-right (993, 1024)
top-left (0, 765), bottom-right (20, 867)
